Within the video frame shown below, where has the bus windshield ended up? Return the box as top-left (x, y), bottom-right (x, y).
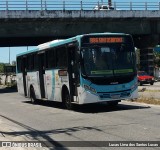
top-left (81, 43), bottom-right (136, 77)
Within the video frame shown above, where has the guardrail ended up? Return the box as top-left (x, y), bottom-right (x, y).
top-left (0, 0), bottom-right (160, 11)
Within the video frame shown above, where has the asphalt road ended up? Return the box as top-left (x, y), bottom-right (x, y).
top-left (0, 87), bottom-right (160, 150)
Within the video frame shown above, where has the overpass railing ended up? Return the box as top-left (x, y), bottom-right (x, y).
top-left (1, 0), bottom-right (160, 11)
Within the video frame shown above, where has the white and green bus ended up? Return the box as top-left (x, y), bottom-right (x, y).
top-left (16, 33), bottom-right (138, 109)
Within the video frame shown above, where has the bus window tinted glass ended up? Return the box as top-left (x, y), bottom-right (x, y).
top-left (81, 43), bottom-right (135, 76)
top-left (46, 49), bottom-right (55, 69)
top-left (17, 57), bottom-right (22, 73)
top-left (56, 47), bottom-right (67, 68)
top-left (27, 54), bottom-right (35, 71)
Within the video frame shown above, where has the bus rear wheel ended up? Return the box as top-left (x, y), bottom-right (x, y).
top-left (63, 90), bottom-right (72, 110)
top-left (30, 87), bottom-right (37, 104)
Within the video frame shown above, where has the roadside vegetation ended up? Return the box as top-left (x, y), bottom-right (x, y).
top-left (134, 98), bottom-right (160, 105)
top-left (0, 63), bottom-right (4, 73)
top-left (133, 87), bottom-right (160, 105)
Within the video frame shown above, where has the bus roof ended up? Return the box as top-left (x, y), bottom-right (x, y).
top-left (16, 32), bottom-right (129, 57)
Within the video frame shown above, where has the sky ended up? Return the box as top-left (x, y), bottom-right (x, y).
top-left (0, 46), bottom-right (36, 64)
top-left (0, 0), bottom-right (157, 64)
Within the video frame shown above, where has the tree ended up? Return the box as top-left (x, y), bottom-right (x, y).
top-left (154, 51), bottom-right (160, 67)
top-left (0, 63), bottom-right (4, 73)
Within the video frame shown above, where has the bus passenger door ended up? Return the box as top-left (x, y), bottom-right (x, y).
top-left (22, 56), bottom-right (27, 96)
top-left (67, 43), bottom-right (79, 101)
top-left (38, 53), bottom-right (46, 99)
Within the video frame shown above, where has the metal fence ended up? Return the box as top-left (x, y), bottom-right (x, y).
top-left (0, 0), bottom-right (160, 11)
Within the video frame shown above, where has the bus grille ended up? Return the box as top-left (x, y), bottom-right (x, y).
top-left (98, 91), bottom-right (130, 99)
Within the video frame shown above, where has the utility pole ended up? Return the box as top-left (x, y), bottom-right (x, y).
top-left (101, 0), bottom-right (103, 5)
top-left (9, 47), bottom-right (10, 65)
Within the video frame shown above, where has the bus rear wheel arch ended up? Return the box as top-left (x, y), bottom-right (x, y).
top-left (62, 86), bottom-right (73, 110)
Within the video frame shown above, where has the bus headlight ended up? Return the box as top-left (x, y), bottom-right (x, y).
top-left (84, 84), bottom-right (96, 93)
top-left (90, 87), bottom-right (96, 93)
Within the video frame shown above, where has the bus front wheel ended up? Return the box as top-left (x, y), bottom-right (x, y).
top-left (107, 101), bottom-right (119, 107)
top-left (63, 90), bottom-right (72, 110)
top-left (30, 87), bottom-right (37, 104)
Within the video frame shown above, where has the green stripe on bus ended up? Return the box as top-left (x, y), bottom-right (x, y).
top-left (91, 70), bottom-right (113, 74)
top-left (114, 69), bottom-right (133, 74)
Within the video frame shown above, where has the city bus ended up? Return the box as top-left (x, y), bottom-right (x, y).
top-left (16, 33), bottom-right (138, 109)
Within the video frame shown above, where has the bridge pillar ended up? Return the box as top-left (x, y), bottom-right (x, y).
top-left (134, 34), bottom-right (159, 76)
top-left (134, 34), bottom-right (159, 49)
top-left (139, 48), bottom-right (154, 76)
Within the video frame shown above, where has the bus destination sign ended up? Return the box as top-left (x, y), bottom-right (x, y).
top-left (89, 37), bottom-right (123, 43)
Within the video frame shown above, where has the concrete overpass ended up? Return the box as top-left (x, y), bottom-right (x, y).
top-left (0, 9), bottom-right (160, 75)
top-left (0, 10), bottom-right (160, 48)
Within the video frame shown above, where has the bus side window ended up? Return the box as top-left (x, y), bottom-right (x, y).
top-left (27, 55), bottom-right (30, 71)
top-left (46, 49), bottom-right (55, 69)
top-left (56, 46), bottom-right (67, 68)
top-left (45, 51), bottom-right (49, 69)
top-left (31, 54), bottom-right (34, 70)
top-left (34, 53), bottom-right (38, 71)
top-left (27, 54), bottom-right (34, 71)
top-left (17, 57), bottom-right (22, 73)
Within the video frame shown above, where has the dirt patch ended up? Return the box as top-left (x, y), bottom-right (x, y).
top-left (140, 90), bottom-right (160, 92)
top-left (137, 84), bottom-right (160, 105)
top-left (134, 98), bottom-right (160, 105)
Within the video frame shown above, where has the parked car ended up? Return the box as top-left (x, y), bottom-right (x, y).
top-left (137, 71), bottom-right (154, 86)
top-left (93, 5), bottom-right (114, 10)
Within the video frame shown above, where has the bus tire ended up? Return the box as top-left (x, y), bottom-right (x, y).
top-left (150, 82), bottom-right (154, 85)
top-left (30, 87), bottom-right (37, 104)
top-left (140, 82), bottom-right (143, 86)
top-left (63, 90), bottom-right (72, 110)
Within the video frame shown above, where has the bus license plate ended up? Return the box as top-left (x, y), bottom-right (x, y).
top-left (110, 94), bottom-right (120, 99)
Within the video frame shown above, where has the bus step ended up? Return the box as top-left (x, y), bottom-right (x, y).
top-left (41, 98), bottom-right (48, 100)
top-left (71, 102), bottom-right (78, 104)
